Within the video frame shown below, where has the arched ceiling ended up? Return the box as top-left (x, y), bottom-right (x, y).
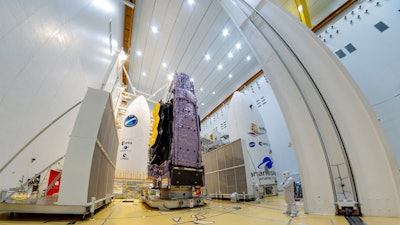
top-left (125, 0), bottom-right (352, 118)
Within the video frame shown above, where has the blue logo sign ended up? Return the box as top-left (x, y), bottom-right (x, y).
top-left (258, 156), bottom-right (273, 169)
top-left (249, 141), bottom-right (256, 148)
top-left (124, 115), bottom-right (138, 127)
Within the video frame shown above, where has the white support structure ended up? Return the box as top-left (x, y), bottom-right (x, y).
top-left (57, 88), bottom-right (118, 206)
top-left (220, 0), bottom-right (400, 216)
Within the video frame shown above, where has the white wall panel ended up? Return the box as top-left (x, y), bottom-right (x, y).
top-left (0, 0), bottom-right (125, 189)
top-left (317, 0), bottom-right (400, 169)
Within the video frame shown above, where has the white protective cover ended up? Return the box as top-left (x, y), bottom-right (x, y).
top-left (228, 91), bottom-right (276, 188)
top-left (115, 95), bottom-right (151, 180)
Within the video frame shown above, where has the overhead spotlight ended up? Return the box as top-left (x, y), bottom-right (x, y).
top-left (236, 43), bottom-right (241, 49)
top-left (151, 26), bottom-right (158, 33)
top-left (136, 51), bottom-right (142, 56)
top-left (200, 87), bottom-right (203, 91)
top-left (229, 74), bottom-right (232, 78)
top-left (168, 73), bottom-right (174, 81)
top-left (162, 62), bottom-right (167, 68)
top-left (142, 72), bottom-right (147, 76)
top-left (188, 0), bottom-right (195, 5)
top-left (212, 91), bottom-right (215, 95)
top-left (228, 52), bottom-right (233, 58)
top-left (218, 64), bottom-right (223, 70)
top-left (201, 103), bottom-right (204, 106)
top-left (119, 51), bottom-right (128, 61)
top-left (297, 5), bottom-right (303, 12)
top-left (246, 55), bottom-right (251, 61)
top-left (205, 54), bottom-right (211, 61)
top-left (222, 28), bottom-right (229, 36)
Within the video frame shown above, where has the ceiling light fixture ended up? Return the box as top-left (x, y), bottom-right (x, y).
top-left (136, 50), bottom-right (142, 56)
top-left (229, 74), bottom-right (232, 78)
top-left (151, 26), bottom-right (158, 33)
top-left (246, 55), bottom-right (251, 61)
top-left (142, 72), bottom-right (146, 76)
top-left (93, 0), bottom-right (114, 13)
top-left (212, 91), bottom-right (215, 95)
top-left (119, 50), bottom-right (128, 61)
top-left (188, 0), bottom-right (195, 5)
top-left (236, 43), bottom-right (241, 49)
top-left (162, 62), bottom-right (167, 68)
top-left (228, 52), bottom-right (233, 58)
top-left (168, 73), bottom-right (174, 81)
top-left (201, 103), bottom-right (204, 106)
top-left (222, 28), bottom-right (229, 36)
top-left (218, 64), bottom-right (223, 70)
top-left (298, 5), bottom-right (303, 12)
top-left (200, 87), bottom-right (203, 91)
top-left (205, 54), bottom-right (210, 61)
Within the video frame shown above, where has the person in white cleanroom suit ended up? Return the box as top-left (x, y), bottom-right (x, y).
top-left (282, 171), bottom-right (297, 217)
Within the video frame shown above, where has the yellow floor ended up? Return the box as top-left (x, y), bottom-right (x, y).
top-left (0, 196), bottom-right (399, 225)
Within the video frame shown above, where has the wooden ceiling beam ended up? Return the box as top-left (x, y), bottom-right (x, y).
top-left (122, 0), bottom-right (135, 85)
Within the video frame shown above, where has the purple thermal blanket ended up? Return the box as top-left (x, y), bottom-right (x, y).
top-left (148, 73), bottom-right (202, 180)
top-left (170, 73), bottom-right (202, 168)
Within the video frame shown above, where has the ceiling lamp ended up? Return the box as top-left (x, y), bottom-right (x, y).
top-left (218, 64), bottom-right (223, 70)
top-left (298, 5), bottom-right (303, 12)
top-left (136, 50), bottom-right (142, 56)
top-left (205, 54), bottom-right (211, 61)
top-left (151, 26), bottom-right (158, 33)
top-left (222, 28), bottom-right (229, 36)
top-left (236, 43), bottom-right (241, 49)
top-left (246, 55), bottom-right (251, 61)
top-left (228, 52), bottom-right (233, 58)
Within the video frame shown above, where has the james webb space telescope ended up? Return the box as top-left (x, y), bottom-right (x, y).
top-left (143, 72), bottom-right (205, 209)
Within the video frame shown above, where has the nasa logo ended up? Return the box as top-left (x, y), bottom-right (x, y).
top-left (124, 115), bottom-right (138, 127)
top-left (249, 141), bottom-right (256, 148)
top-left (124, 145), bottom-right (128, 150)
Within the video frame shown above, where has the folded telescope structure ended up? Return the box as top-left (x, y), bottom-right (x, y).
top-left (148, 72), bottom-right (204, 189)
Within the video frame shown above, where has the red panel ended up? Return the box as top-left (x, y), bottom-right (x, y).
top-left (46, 170), bottom-right (61, 197)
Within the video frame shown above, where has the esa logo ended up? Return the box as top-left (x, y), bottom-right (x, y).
top-left (124, 115), bottom-right (138, 127)
top-left (120, 153), bottom-right (129, 160)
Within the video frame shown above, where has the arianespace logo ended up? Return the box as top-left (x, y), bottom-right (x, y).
top-left (124, 115), bottom-right (138, 127)
top-left (258, 156), bottom-right (273, 169)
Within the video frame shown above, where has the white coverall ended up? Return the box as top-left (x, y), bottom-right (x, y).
top-left (282, 171), bottom-right (297, 217)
